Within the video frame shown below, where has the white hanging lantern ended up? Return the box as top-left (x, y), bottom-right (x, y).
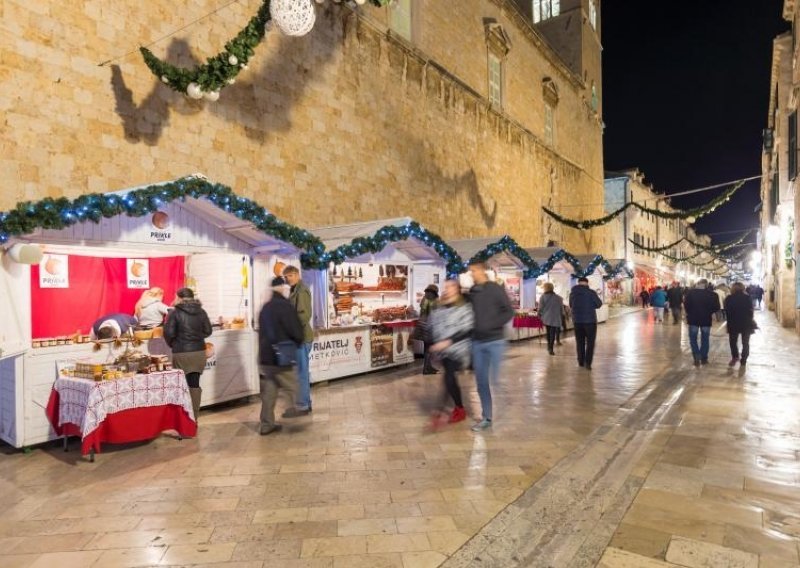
top-left (686, 216), bottom-right (696, 224)
top-left (7, 243), bottom-right (43, 265)
top-left (203, 90), bottom-right (221, 102)
top-left (270, 0), bottom-right (317, 36)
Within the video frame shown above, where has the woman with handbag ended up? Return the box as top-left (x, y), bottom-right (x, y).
top-left (724, 282), bottom-right (756, 368)
top-left (164, 288), bottom-right (213, 424)
top-left (418, 284), bottom-right (439, 375)
top-left (538, 282), bottom-right (564, 355)
top-left (429, 280), bottom-right (473, 426)
top-left (257, 277), bottom-right (306, 436)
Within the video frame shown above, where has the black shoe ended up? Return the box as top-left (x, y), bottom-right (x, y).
top-left (701, 359), bottom-right (709, 366)
top-left (282, 408), bottom-right (310, 418)
top-left (578, 362), bottom-right (584, 368)
top-left (422, 369), bottom-right (439, 375)
top-left (693, 357), bottom-right (700, 367)
top-left (548, 350), bottom-right (555, 356)
top-left (260, 424), bottom-right (283, 436)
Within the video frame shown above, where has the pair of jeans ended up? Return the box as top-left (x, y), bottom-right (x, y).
top-left (471, 339), bottom-right (507, 421)
top-left (728, 331), bottom-right (751, 362)
top-left (573, 323), bottom-right (597, 366)
top-left (545, 325), bottom-right (559, 351)
top-left (442, 357), bottom-right (464, 408)
top-left (259, 365), bottom-right (298, 429)
top-left (671, 307), bottom-right (681, 323)
top-left (688, 325), bottom-right (711, 361)
top-left (295, 342), bottom-right (312, 409)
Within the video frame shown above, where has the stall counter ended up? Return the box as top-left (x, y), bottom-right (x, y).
top-left (311, 322), bottom-right (416, 383)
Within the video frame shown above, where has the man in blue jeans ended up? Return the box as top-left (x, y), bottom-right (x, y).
top-left (283, 265), bottom-right (313, 414)
top-left (683, 279), bottom-right (720, 366)
top-left (467, 261), bottom-right (514, 432)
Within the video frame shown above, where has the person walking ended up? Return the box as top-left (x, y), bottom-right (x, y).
top-left (639, 289), bottom-right (650, 309)
top-left (650, 286), bottom-right (668, 323)
top-left (164, 288), bottom-right (213, 423)
top-left (283, 265), bottom-right (313, 414)
top-left (257, 277), bottom-right (307, 435)
top-left (429, 280), bottom-right (473, 426)
top-left (538, 282), bottom-right (564, 355)
top-left (714, 286), bottom-right (727, 322)
top-left (724, 282), bottom-right (756, 367)
top-left (467, 261), bottom-right (514, 432)
top-left (419, 284), bottom-right (440, 375)
top-left (683, 279), bottom-right (721, 367)
top-left (666, 282), bottom-right (684, 324)
top-left (753, 285), bottom-right (764, 309)
top-left (569, 277), bottom-right (603, 370)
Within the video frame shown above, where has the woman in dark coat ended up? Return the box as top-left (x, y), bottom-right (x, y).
top-left (419, 284), bottom-right (439, 375)
top-left (723, 282), bottom-right (755, 368)
top-left (164, 288), bottom-right (213, 421)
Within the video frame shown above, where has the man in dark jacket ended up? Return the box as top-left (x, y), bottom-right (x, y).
top-left (284, 265), bottom-right (314, 413)
top-left (666, 282), bottom-right (684, 324)
top-left (683, 279), bottom-right (721, 366)
top-left (258, 277), bottom-right (306, 435)
top-left (724, 282), bottom-right (755, 367)
top-left (569, 277), bottom-right (603, 370)
top-left (468, 261), bottom-right (515, 432)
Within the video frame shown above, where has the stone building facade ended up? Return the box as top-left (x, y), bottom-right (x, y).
top-left (760, 19), bottom-right (797, 331)
top-left (1, 0), bottom-right (605, 253)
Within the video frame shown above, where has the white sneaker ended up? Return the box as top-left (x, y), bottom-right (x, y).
top-left (471, 419), bottom-right (492, 432)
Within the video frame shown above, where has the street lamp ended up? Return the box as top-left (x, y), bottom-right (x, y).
top-left (765, 224), bottom-right (781, 246)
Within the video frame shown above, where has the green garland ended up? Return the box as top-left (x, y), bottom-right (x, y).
top-left (140, 0), bottom-right (391, 97)
top-left (544, 181), bottom-right (745, 231)
top-left (0, 176), bottom-right (324, 254)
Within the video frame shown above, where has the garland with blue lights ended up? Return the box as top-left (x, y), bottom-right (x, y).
top-left (543, 181), bottom-right (745, 230)
top-left (300, 221), bottom-right (464, 275)
top-left (0, 176), bottom-right (324, 254)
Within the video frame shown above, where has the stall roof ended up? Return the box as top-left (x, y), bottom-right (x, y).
top-left (525, 247), bottom-right (565, 265)
top-left (107, 178), bottom-right (301, 253)
top-left (310, 218), bottom-right (445, 262)
top-left (574, 254), bottom-right (607, 275)
top-left (448, 237), bottom-right (527, 269)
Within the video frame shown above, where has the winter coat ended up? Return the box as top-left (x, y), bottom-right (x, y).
top-left (666, 286), bottom-right (683, 307)
top-left (683, 287), bottom-right (720, 327)
top-left (724, 292), bottom-right (755, 334)
top-left (538, 292), bottom-right (564, 328)
top-left (430, 299), bottom-right (474, 367)
top-left (163, 300), bottom-right (212, 353)
top-left (289, 280), bottom-right (314, 343)
top-left (258, 294), bottom-right (304, 366)
top-left (469, 281), bottom-right (514, 342)
top-left (91, 313), bottom-right (138, 338)
top-left (650, 289), bottom-right (668, 308)
top-left (569, 285), bottom-right (603, 324)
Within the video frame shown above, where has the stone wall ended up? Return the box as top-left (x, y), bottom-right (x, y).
top-left (0, 0), bottom-right (606, 253)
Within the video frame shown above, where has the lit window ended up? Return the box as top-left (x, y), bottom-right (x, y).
top-left (532, 0), bottom-right (560, 24)
top-left (544, 103), bottom-right (555, 145)
top-left (389, 0), bottom-right (413, 42)
top-left (488, 53), bottom-right (502, 107)
top-left (588, 0), bottom-right (597, 30)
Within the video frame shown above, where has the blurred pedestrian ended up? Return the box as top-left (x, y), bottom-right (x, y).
top-left (639, 289), bottom-right (650, 308)
top-left (724, 282), bottom-right (756, 367)
top-left (258, 277), bottom-right (307, 436)
top-left (666, 282), bottom-right (684, 324)
top-left (753, 285), bottom-right (764, 309)
top-left (283, 266), bottom-right (313, 414)
top-left (419, 284), bottom-right (440, 375)
top-left (684, 279), bottom-right (721, 367)
top-left (650, 286), bottom-right (668, 323)
top-left (429, 280), bottom-right (473, 426)
top-left (467, 261), bottom-right (514, 431)
top-left (538, 282), bottom-right (564, 355)
top-left (569, 277), bottom-right (603, 370)
top-left (714, 286), bottom-right (727, 322)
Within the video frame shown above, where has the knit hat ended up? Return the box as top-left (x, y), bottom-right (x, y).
top-left (271, 276), bottom-right (287, 287)
top-left (424, 284), bottom-right (439, 294)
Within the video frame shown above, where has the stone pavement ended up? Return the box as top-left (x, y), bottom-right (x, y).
top-left (0, 309), bottom-right (797, 568)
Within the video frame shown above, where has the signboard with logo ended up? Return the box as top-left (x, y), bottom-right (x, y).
top-left (126, 258), bottom-right (150, 289)
top-left (310, 328), bottom-right (371, 382)
top-left (370, 326), bottom-right (394, 368)
top-left (392, 327), bottom-right (414, 365)
top-left (149, 211), bottom-right (172, 242)
top-left (39, 254), bottom-right (69, 288)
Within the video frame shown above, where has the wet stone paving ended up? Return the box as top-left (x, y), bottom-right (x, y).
top-left (0, 309), bottom-right (798, 568)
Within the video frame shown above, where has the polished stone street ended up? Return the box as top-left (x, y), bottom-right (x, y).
top-left (0, 309), bottom-right (798, 568)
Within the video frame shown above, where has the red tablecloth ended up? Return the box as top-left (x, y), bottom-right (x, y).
top-left (380, 319), bottom-right (419, 329)
top-left (45, 371), bottom-right (197, 455)
top-left (513, 315), bottom-right (544, 329)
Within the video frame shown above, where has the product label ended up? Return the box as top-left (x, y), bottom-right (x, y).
top-left (127, 258), bottom-right (150, 289)
top-left (39, 254), bottom-right (69, 288)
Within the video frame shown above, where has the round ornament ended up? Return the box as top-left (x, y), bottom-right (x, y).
top-left (270, 0), bottom-right (317, 37)
top-left (186, 82), bottom-right (203, 99)
top-left (686, 216), bottom-right (697, 223)
top-left (228, 54), bottom-right (239, 66)
top-left (203, 90), bottom-right (221, 102)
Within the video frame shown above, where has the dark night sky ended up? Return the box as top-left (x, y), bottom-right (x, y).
top-left (602, 0), bottom-right (789, 244)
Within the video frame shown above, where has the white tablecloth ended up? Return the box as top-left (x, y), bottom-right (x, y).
top-left (53, 370), bottom-right (194, 438)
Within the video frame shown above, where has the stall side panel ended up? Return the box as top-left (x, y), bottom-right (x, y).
top-left (0, 355), bottom-right (23, 447)
top-left (22, 350), bottom-right (60, 446)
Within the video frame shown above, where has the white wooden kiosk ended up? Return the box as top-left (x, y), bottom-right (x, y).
top-left (0, 179), bottom-right (303, 448)
top-left (305, 218), bottom-right (449, 382)
top-left (448, 237), bottom-right (540, 340)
